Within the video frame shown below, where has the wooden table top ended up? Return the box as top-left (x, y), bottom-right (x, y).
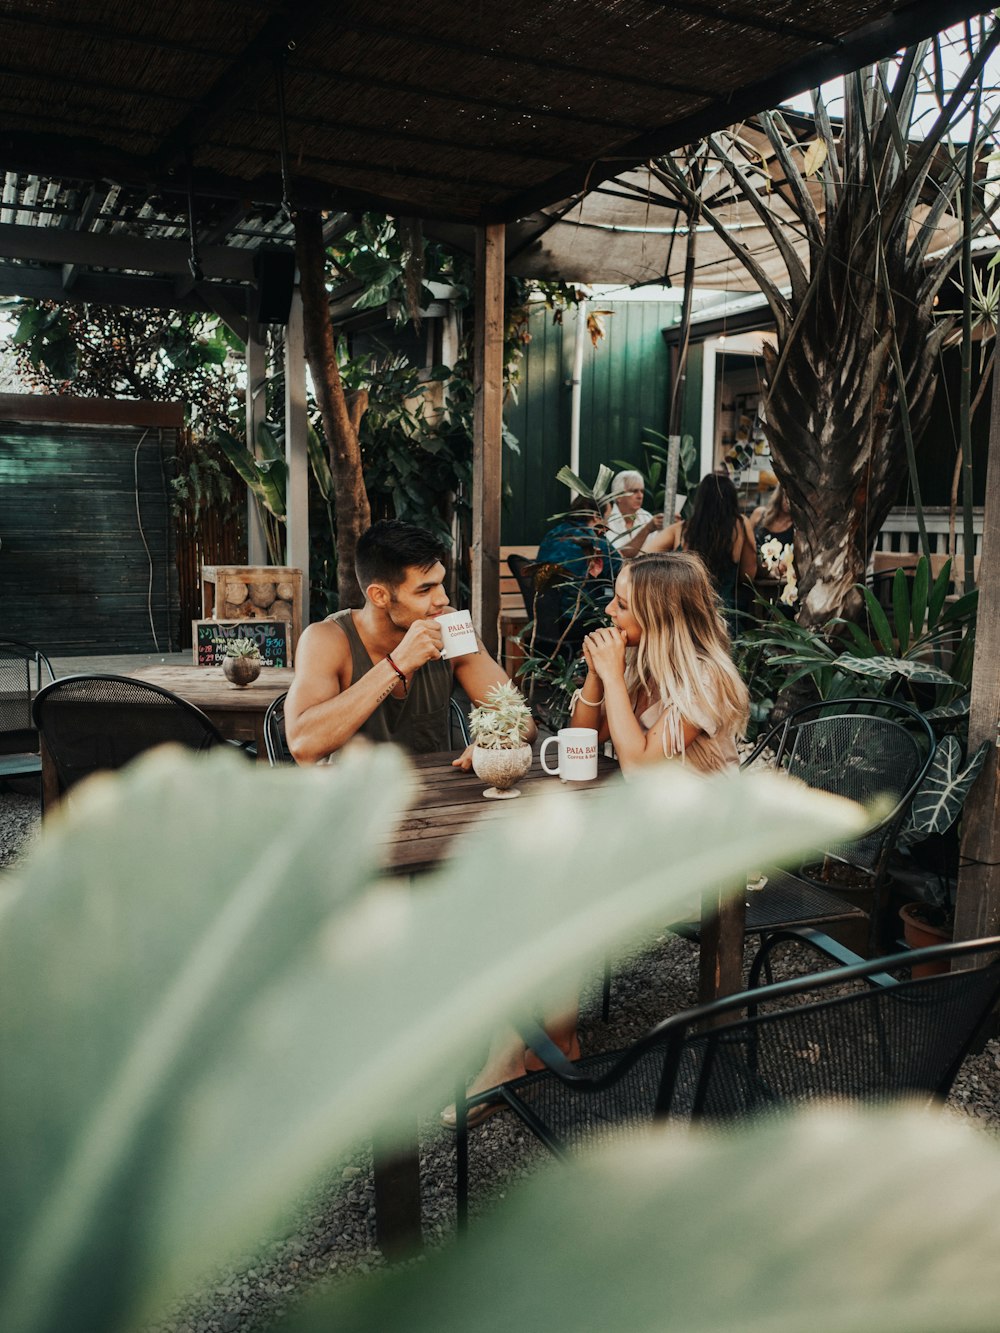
top-left (129, 664), bottom-right (294, 713)
top-left (383, 745), bottom-right (617, 875)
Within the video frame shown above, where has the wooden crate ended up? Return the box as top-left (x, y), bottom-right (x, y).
top-left (201, 565), bottom-right (303, 653)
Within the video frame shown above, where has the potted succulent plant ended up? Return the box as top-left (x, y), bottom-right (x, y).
top-left (468, 681), bottom-right (534, 799)
top-left (222, 636), bottom-right (263, 688)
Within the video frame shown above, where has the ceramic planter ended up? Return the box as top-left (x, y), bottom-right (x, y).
top-left (899, 902), bottom-right (951, 977)
top-left (223, 655), bottom-right (262, 688)
top-left (471, 743), bottom-right (532, 799)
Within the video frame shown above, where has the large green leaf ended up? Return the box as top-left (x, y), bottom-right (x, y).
top-left (289, 1110), bottom-right (1000, 1333)
top-left (215, 428), bottom-right (287, 519)
top-left (0, 749), bottom-right (862, 1333)
top-left (836, 654), bottom-right (958, 686)
top-left (927, 558), bottom-right (953, 628)
top-left (892, 568), bottom-right (911, 654)
top-left (910, 556), bottom-right (929, 639)
top-left (900, 736), bottom-right (990, 843)
top-left (859, 586), bottom-right (895, 655)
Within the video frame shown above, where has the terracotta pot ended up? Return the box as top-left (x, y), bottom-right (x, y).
top-left (223, 655), bottom-right (262, 688)
top-left (471, 743), bottom-right (532, 799)
top-left (899, 903), bottom-right (951, 977)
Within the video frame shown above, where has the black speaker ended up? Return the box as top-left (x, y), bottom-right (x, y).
top-left (252, 248), bottom-right (296, 325)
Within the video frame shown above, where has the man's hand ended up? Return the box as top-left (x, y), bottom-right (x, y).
top-left (390, 617), bottom-right (445, 674)
top-left (451, 742), bottom-right (475, 771)
top-left (649, 513), bottom-right (665, 531)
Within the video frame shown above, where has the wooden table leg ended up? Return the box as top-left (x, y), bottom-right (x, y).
top-left (39, 736), bottom-right (60, 816)
top-left (698, 884), bottom-right (746, 1011)
top-left (372, 1143), bottom-right (422, 1258)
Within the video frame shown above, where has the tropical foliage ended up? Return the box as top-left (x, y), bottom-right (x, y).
top-left (651, 24), bottom-right (1000, 625)
top-left (0, 744), bottom-right (864, 1333)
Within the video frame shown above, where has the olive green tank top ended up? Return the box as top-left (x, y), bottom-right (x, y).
top-left (329, 609), bottom-right (453, 753)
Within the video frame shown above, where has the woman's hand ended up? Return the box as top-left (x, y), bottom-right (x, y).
top-left (583, 626), bottom-right (627, 682)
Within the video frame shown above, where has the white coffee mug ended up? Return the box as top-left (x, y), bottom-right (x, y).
top-left (540, 727), bottom-right (599, 782)
top-left (437, 610), bottom-right (479, 660)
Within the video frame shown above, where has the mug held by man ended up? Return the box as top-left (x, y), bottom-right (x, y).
top-left (437, 610), bottom-right (479, 660)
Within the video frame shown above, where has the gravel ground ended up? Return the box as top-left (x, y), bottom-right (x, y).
top-left (3, 785), bottom-right (999, 1332)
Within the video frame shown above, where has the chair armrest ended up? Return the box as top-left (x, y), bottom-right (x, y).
top-left (748, 927), bottom-right (898, 991)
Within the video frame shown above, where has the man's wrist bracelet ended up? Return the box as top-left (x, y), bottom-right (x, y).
top-left (385, 653), bottom-right (407, 694)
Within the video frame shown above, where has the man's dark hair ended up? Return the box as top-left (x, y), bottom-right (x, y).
top-left (355, 520), bottom-right (448, 591)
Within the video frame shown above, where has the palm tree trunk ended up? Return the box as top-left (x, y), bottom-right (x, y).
top-left (294, 209), bottom-right (371, 608)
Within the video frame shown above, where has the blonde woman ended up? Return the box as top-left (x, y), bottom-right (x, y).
top-left (572, 551), bottom-right (749, 775)
top-left (441, 552), bottom-right (748, 1130)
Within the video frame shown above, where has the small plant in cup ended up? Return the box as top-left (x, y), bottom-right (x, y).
top-left (468, 682), bottom-right (533, 799)
top-left (222, 636), bottom-right (262, 687)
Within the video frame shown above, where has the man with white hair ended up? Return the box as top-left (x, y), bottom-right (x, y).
top-left (603, 469), bottom-right (663, 557)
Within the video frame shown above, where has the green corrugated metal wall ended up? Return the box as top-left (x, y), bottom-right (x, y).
top-left (502, 300), bottom-right (678, 543)
top-left (0, 420), bottom-right (180, 654)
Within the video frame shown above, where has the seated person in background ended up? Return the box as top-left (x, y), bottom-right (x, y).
top-left (602, 469), bottom-right (663, 557)
top-left (750, 482), bottom-right (794, 573)
top-left (284, 520), bottom-right (533, 766)
top-left (535, 495), bottom-right (622, 643)
top-left (641, 472), bottom-right (756, 626)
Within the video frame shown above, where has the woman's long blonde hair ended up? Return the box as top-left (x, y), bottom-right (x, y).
top-left (623, 551), bottom-right (749, 740)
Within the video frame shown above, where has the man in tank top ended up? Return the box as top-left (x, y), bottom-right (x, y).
top-left (284, 520), bottom-right (532, 765)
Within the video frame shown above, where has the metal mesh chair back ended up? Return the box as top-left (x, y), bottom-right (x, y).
top-left (449, 696), bottom-right (471, 748)
top-left (496, 939), bottom-right (1000, 1155)
top-left (745, 699), bottom-right (934, 872)
top-left (263, 691), bottom-right (292, 765)
top-left (784, 713), bottom-right (927, 869)
top-left (32, 674), bottom-right (227, 795)
top-left (506, 554), bottom-right (567, 650)
top-left (0, 640), bottom-right (55, 740)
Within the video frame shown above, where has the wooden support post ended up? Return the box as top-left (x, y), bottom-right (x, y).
top-left (471, 223), bottom-right (504, 659)
top-left (953, 365), bottom-right (1000, 951)
top-left (245, 306), bottom-right (268, 565)
top-left (698, 885), bottom-right (746, 1011)
top-left (284, 285), bottom-right (310, 626)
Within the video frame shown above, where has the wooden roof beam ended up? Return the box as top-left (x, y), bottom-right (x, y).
top-left (0, 220), bottom-right (255, 281)
top-left (0, 261), bottom-right (245, 310)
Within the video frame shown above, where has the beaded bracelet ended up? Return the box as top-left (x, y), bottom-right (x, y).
top-left (385, 653), bottom-right (408, 694)
top-left (570, 686), bottom-right (604, 710)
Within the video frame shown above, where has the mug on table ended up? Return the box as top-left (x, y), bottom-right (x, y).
top-left (437, 610), bottom-right (479, 659)
top-left (540, 727), bottom-right (599, 782)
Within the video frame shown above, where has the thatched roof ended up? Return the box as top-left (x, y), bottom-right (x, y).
top-left (0, 0), bottom-right (991, 224)
top-left (0, 0), bottom-right (991, 313)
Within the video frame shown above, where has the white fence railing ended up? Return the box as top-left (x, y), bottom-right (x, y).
top-left (876, 506), bottom-right (984, 558)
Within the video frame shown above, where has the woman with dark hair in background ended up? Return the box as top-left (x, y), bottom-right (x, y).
top-left (641, 473), bottom-right (756, 622)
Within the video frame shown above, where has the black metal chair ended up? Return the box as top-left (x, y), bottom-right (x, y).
top-left (264, 691), bottom-right (470, 766)
top-left (600, 697), bottom-right (938, 1020)
top-left (507, 554), bottom-right (581, 657)
top-left (32, 674), bottom-right (229, 800)
top-left (0, 640), bottom-right (56, 801)
top-left (449, 695), bottom-right (471, 749)
top-left (263, 691), bottom-right (292, 765)
top-left (734, 697), bottom-right (937, 953)
top-left (457, 936), bottom-right (1000, 1218)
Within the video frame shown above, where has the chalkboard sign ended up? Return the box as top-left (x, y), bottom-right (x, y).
top-left (192, 619), bottom-right (291, 668)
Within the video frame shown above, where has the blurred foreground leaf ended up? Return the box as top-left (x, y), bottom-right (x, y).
top-left (0, 746), bottom-right (862, 1333)
top-left (295, 1109), bottom-right (1000, 1333)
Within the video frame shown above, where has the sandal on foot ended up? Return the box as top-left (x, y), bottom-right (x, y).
top-left (440, 1099), bottom-right (504, 1132)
